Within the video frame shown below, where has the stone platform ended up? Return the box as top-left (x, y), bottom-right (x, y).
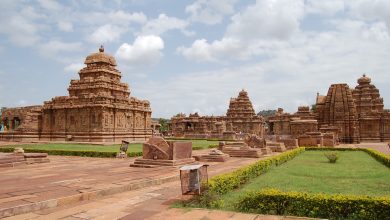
top-left (0, 152), bottom-right (49, 168)
top-left (0, 150), bottom-right (262, 219)
top-left (221, 147), bottom-right (263, 158)
top-left (130, 158), bottom-right (196, 168)
top-left (0, 153), bottom-right (26, 168)
top-left (193, 154), bottom-right (229, 162)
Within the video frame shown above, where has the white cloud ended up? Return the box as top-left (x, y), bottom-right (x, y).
top-left (39, 40), bottom-right (83, 56)
top-left (179, 0), bottom-right (305, 62)
top-left (186, 0), bottom-right (237, 25)
top-left (115, 35), bottom-right (164, 65)
top-left (226, 0), bottom-right (305, 41)
top-left (80, 11), bottom-right (147, 26)
top-left (58, 21), bottom-right (73, 32)
top-left (37, 0), bottom-right (63, 11)
top-left (140, 14), bottom-right (190, 36)
top-left (108, 10), bottom-right (147, 24)
top-left (177, 38), bottom-right (248, 62)
top-left (0, 15), bottom-right (40, 47)
top-left (64, 63), bottom-right (84, 73)
top-left (88, 24), bottom-right (126, 44)
top-left (346, 0), bottom-right (390, 25)
top-left (306, 0), bottom-right (345, 16)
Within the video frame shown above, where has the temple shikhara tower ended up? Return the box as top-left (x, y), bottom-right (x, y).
top-left (169, 90), bottom-right (265, 139)
top-left (268, 74), bottom-right (390, 144)
top-left (1, 47), bottom-right (152, 142)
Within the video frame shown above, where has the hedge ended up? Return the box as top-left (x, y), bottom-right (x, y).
top-left (200, 147), bottom-right (390, 219)
top-left (235, 189), bottom-right (390, 220)
top-left (0, 147), bottom-right (142, 158)
top-left (208, 147), bottom-right (305, 195)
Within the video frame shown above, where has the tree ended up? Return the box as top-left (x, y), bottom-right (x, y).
top-left (158, 118), bottom-right (169, 133)
top-left (257, 109), bottom-right (276, 118)
top-left (311, 104), bottom-right (317, 112)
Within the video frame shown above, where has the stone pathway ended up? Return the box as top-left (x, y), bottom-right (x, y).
top-left (0, 149), bottom-right (272, 219)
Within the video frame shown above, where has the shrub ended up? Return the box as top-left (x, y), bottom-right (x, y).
top-left (235, 189), bottom-right (390, 220)
top-left (324, 152), bottom-right (339, 163)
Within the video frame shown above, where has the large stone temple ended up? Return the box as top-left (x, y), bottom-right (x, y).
top-left (268, 75), bottom-right (390, 143)
top-left (169, 90), bottom-right (265, 139)
top-left (1, 47), bottom-right (152, 143)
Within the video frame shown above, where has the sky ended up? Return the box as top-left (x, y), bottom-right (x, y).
top-left (0, 0), bottom-right (390, 118)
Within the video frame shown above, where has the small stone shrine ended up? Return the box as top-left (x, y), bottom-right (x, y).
top-left (130, 137), bottom-right (195, 167)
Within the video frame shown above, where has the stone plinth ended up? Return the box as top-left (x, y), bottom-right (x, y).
top-left (298, 132), bottom-right (324, 147)
top-left (193, 149), bottom-right (229, 162)
top-left (131, 137), bottom-right (195, 168)
top-left (220, 142), bottom-right (263, 158)
top-left (0, 151), bottom-right (49, 168)
top-left (266, 142), bottom-right (286, 152)
top-left (24, 153), bottom-right (50, 164)
top-left (323, 133), bottom-right (337, 147)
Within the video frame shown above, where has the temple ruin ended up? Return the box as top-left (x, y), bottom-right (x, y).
top-left (1, 46), bottom-right (152, 143)
top-left (268, 74), bottom-right (390, 144)
top-left (169, 90), bottom-right (265, 139)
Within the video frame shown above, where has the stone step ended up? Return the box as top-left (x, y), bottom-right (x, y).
top-left (0, 157), bottom-right (25, 164)
top-left (131, 158), bottom-right (196, 167)
top-left (0, 161), bottom-right (27, 168)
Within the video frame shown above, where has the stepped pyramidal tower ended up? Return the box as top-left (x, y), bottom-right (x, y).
top-left (169, 89), bottom-right (265, 139)
top-left (1, 46), bottom-right (152, 142)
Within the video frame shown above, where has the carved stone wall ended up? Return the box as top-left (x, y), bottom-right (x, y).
top-left (316, 83), bottom-right (360, 143)
top-left (1, 47), bottom-right (152, 143)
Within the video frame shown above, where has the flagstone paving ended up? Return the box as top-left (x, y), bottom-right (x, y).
top-left (0, 149), bottom-right (275, 219)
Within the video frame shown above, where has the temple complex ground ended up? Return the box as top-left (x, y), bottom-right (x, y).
top-left (0, 149), bottom-right (271, 219)
top-left (219, 150), bottom-right (390, 210)
top-left (0, 143), bottom-right (388, 219)
top-left (0, 139), bottom-right (219, 153)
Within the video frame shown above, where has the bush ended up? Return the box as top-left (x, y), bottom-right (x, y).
top-left (324, 152), bottom-right (339, 163)
top-left (235, 189), bottom-right (390, 220)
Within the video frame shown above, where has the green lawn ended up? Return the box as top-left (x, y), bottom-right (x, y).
top-left (221, 151), bottom-right (390, 208)
top-left (1, 139), bottom-right (218, 153)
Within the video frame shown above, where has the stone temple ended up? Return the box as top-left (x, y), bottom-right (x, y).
top-left (1, 47), bottom-right (152, 143)
top-left (268, 75), bottom-right (390, 144)
top-left (169, 90), bottom-right (265, 139)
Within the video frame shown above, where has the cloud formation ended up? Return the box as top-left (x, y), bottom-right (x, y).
top-left (186, 0), bottom-right (237, 25)
top-left (115, 35), bottom-right (164, 66)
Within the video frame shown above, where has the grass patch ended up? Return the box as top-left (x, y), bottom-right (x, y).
top-left (0, 139), bottom-right (218, 154)
top-left (1, 143), bottom-right (142, 153)
top-left (221, 151), bottom-right (390, 209)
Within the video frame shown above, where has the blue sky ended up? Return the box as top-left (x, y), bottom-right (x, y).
top-left (1, 0), bottom-right (390, 118)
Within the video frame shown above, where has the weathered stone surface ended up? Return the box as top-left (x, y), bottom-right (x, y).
top-left (1, 47), bottom-right (152, 143)
top-left (169, 90), bottom-right (264, 139)
top-left (131, 137), bottom-right (195, 167)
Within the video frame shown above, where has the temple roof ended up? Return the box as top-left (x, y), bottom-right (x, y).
top-left (357, 74), bottom-right (371, 85)
top-left (84, 46), bottom-right (117, 66)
